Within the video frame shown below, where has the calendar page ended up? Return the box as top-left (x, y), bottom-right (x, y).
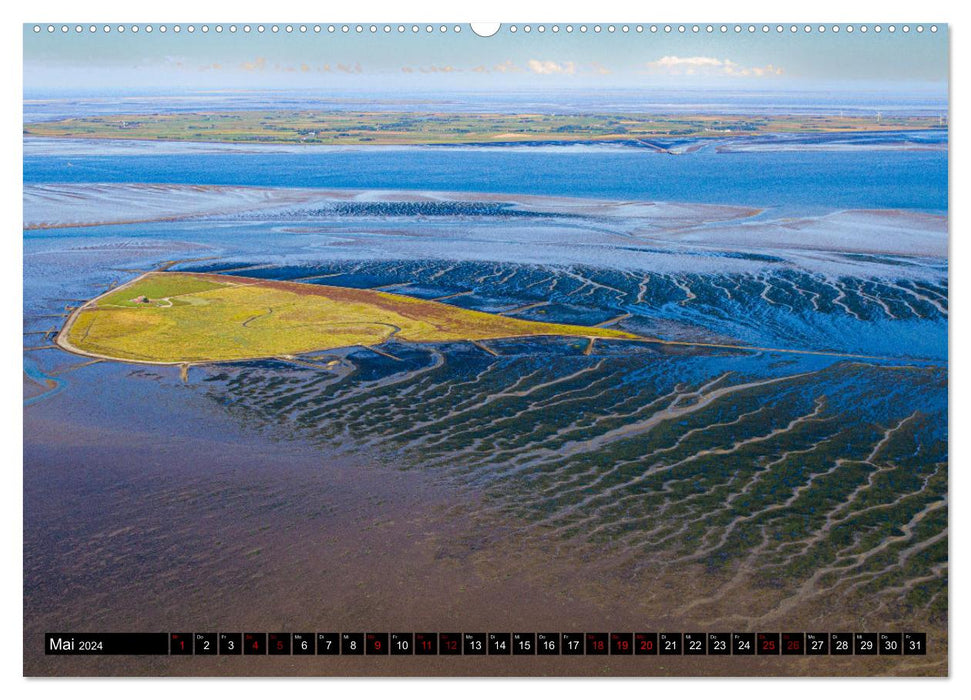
top-left (23, 21), bottom-right (948, 677)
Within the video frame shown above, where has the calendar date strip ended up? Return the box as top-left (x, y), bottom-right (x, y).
top-left (45, 631), bottom-right (926, 656)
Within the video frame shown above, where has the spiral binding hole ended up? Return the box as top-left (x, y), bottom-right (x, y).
top-left (28, 23), bottom-right (941, 36)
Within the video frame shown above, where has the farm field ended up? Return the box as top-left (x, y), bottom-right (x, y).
top-left (23, 110), bottom-right (944, 146)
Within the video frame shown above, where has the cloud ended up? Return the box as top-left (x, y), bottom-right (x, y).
top-left (492, 60), bottom-right (521, 73)
top-left (646, 56), bottom-right (783, 77)
top-left (527, 59), bottom-right (576, 75)
top-left (240, 57), bottom-right (266, 72)
top-left (399, 59), bottom-right (606, 77)
top-left (400, 64), bottom-right (460, 74)
top-left (237, 59), bottom-right (362, 76)
top-left (650, 56), bottom-right (725, 69)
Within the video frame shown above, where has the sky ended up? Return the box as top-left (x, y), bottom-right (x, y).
top-left (23, 23), bottom-right (949, 96)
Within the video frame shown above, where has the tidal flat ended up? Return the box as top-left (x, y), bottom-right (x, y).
top-left (24, 162), bottom-right (947, 675)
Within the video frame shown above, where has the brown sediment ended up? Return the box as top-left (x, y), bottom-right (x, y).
top-left (26, 214), bottom-right (208, 231)
top-left (273, 356), bottom-right (343, 372)
top-left (25, 310), bottom-right (947, 677)
top-left (23, 407), bottom-right (946, 676)
top-left (364, 346), bottom-right (402, 362)
top-left (470, 340), bottom-right (499, 357)
top-left (48, 358), bottom-right (103, 376)
top-left (499, 301), bottom-right (549, 315)
top-left (595, 312), bottom-right (632, 328)
top-left (432, 291), bottom-right (474, 301)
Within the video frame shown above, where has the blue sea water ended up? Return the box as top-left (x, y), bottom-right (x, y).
top-left (24, 146), bottom-right (947, 215)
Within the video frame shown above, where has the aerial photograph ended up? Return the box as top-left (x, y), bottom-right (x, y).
top-left (23, 23), bottom-right (947, 676)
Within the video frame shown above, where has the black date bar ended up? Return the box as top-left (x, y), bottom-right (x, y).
top-left (46, 633), bottom-right (169, 655)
